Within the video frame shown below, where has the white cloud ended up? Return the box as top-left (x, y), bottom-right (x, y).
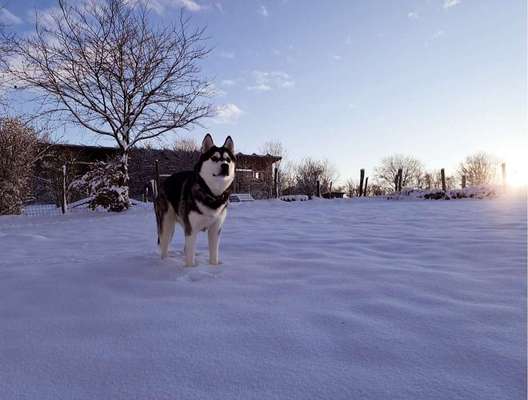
top-left (221, 79), bottom-right (237, 87)
top-left (0, 8), bottom-right (22, 25)
top-left (345, 35), bottom-right (352, 46)
top-left (258, 5), bottom-right (269, 17)
top-left (214, 103), bottom-right (243, 124)
top-left (248, 84), bottom-right (272, 92)
top-left (443, 0), bottom-right (460, 9)
top-left (407, 11), bottom-right (419, 19)
top-left (332, 55), bottom-right (342, 61)
top-left (175, 0), bottom-right (204, 12)
top-left (247, 71), bottom-right (295, 92)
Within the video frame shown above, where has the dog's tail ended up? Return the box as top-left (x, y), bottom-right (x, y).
top-left (153, 186), bottom-right (167, 246)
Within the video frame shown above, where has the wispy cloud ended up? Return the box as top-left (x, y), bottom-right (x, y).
top-left (221, 79), bottom-right (237, 87)
top-left (214, 103), bottom-right (243, 124)
top-left (218, 50), bottom-right (235, 59)
top-left (247, 71), bottom-right (295, 92)
top-left (443, 0), bottom-right (460, 9)
top-left (127, 0), bottom-right (205, 14)
top-left (332, 55), bottom-right (342, 61)
top-left (407, 11), bottom-right (419, 20)
top-left (258, 5), bottom-right (269, 17)
top-left (207, 83), bottom-right (226, 97)
top-left (432, 30), bottom-right (445, 39)
top-left (0, 8), bottom-right (22, 25)
top-left (425, 30), bottom-right (446, 47)
top-left (214, 2), bottom-right (224, 13)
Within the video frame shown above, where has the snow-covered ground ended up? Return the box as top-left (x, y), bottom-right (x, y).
top-left (1, 196), bottom-right (526, 400)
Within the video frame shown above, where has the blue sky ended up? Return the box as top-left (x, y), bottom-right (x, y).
top-left (1, 0), bottom-right (526, 184)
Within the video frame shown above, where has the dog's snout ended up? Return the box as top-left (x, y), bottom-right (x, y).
top-left (220, 163), bottom-right (229, 176)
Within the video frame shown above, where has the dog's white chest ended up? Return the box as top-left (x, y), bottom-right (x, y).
top-left (189, 201), bottom-right (226, 231)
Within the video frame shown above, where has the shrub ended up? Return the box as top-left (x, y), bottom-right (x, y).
top-left (70, 158), bottom-right (129, 212)
top-left (0, 118), bottom-right (39, 215)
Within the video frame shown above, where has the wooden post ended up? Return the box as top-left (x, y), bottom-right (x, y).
top-left (329, 181), bottom-right (333, 198)
top-left (461, 175), bottom-right (466, 189)
top-left (155, 159), bottom-right (160, 194)
top-left (61, 164), bottom-right (67, 214)
top-left (359, 169), bottom-right (365, 197)
top-left (397, 168), bottom-right (403, 192)
top-left (274, 168), bottom-right (279, 198)
top-left (363, 177), bottom-right (368, 197)
top-left (441, 168), bottom-right (446, 191)
top-left (316, 180), bottom-right (321, 197)
top-left (501, 163), bottom-right (506, 188)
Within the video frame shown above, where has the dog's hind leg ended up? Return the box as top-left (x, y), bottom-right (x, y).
top-left (159, 205), bottom-right (176, 259)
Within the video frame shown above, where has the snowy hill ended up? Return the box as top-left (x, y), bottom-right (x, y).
top-left (0, 196), bottom-right (526, 400)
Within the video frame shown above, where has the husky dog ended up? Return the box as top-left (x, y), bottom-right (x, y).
top-left (154, 134), bottom-right (235, 266)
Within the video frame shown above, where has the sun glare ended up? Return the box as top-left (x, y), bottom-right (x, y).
top-left (501, 150), bottom-right (527, 188)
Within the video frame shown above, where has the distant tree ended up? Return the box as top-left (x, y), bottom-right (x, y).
top-left (457, 152), bottom-right (498, 186)
top-left (345, 178), bottom-right (358, 197)
top-left (260, 141), bottom-right (287, 195)
top-left (374, 154), bottom-right (425, 192)
top-left (424, 169), bottom-right (457, 191)
top-left (173, 137), bottom-right (200, 153)
top-left (7, 0), bottom-right (212, 210)
top-left (294, 158), bottom-right (337, 197)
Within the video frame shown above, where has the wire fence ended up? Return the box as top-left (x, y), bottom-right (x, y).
top-left (22, 204), bottom-right (64, 217)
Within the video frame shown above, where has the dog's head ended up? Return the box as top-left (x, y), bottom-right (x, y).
top-left (196, 134), bottom-right (236, 196)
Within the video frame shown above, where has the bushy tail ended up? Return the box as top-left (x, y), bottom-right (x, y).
top-left (154, 192), bottom-right (168, 246)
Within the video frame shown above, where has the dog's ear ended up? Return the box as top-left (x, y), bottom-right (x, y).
top-left (201, 134), bottom-right (214, 153)
top-left (223, 136), bottom-right (234, 154)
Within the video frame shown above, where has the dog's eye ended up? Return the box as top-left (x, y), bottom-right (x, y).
top-left (224, 157), bottom-right (231, 163)
top-left (211, 156), bottom-right (220, 162)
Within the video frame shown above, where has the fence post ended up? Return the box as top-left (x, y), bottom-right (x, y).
top-left (501, 163), bottom-right (506, 188)
top-left (364, 177), bottom-right (368, 197)
top-left (316, 180), bottom-right (320, 197)
top-left (61, 164), bottom-right (67, 214)
top-left (359, 169), bottom-right (365, 197)
top-left (397, 168), bottom-right (403, 192)
top-left (441, 168), bottom-right (446, 191)
top-left (274, 168), bottom-right (279, 198)
top-left (461, 175), bottom-right (466, 189)
top-left (155, 159), bottom-right (160, 195)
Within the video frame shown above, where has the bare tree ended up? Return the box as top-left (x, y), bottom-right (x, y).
top-left (374, 154), bottom-right (425, 192)
top-left (260, 141), bottom-right (287, 195)
top-left (424, 169), bottom-right (457, 191)
top-left (173, 137), bottom-right (199, 152)
top-left (345, 178), bottom-right (358, 197)
top-left (0, 118), bottom-right (45, 214)
top-left (7, 0), bottom-right (212, 209)
top-left (457, 152), bottom-right (498, 186)
top-left (294, 158), bottom-right (337, 197)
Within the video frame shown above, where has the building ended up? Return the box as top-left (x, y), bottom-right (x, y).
top-left (33, 143), bottom-right (281, 203)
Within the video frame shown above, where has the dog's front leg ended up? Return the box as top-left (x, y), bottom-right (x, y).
top-left (184, 233), bottom-right (197, 267)
top-left (208, 225), bottom-right (221, 265)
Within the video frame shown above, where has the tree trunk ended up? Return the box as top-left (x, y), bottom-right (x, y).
top-left (117, 150), bottom-right (131, 210)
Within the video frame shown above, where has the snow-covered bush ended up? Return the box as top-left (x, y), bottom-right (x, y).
top-left (70, 158), bottom-right (130, 212)
top-left (0, 118), bottom-right (39, 215)
top-left (280, 194), bottom-right (309, 202)
top-left (388, 186), bottom-right (499, 200)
